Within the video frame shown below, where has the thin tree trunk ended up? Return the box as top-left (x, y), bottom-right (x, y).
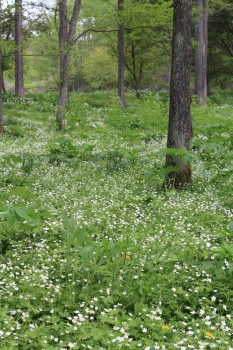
top-left (57, 0), bottom-right (69, 130)
top-left (1, 70), bottom-right (6, 93)
top-left (0, 0), bottom-right (4, 135)
top-left (56, 0), bottom-right (81, 130)
top-left (195, 0), bottom-right (208, 106)
top-left (118, 0), bottom-right (125, 107)
top-left (57, 54), bottom-right (70, 130)
top-left (0, 52), bottom-right (4, 135)
top-left (164, 0), bottom-right (192, 188)
top-left (131, 43), bottom-right (141, 98)
top-left (15, 0), bottom-right (24, 97)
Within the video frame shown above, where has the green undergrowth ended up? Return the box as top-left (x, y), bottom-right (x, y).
top-left (0, 90), bottom-right (233, 349)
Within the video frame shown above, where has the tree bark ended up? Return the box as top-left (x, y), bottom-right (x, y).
top-left (56, 0), bottom-right (81, 130)
top-left (131, 43), bottom-right (141, 98)
top-left (57, 0), bottom-right (69, 130)
top-left (15, 0), bottom-right (24, 97)
top-left (164, 0), bottom-right (192, 188)
top-left (0, 52), bottom-right (4, 135)
top-left (1, 69), bottom-right (6, 93)
top-left (0, 0), bottom-right (4, 135)
top-left (195, 0), bottom-right (208, 106)
top-left (118, 0), bottom-right (125, 107)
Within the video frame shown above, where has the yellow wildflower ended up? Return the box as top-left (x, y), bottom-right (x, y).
top-left (206, 331), bottom-right (213, 338)
top-left (125, 254), bottom-right (131, 260)
top-left (162, 325), bottom-right (170, 330)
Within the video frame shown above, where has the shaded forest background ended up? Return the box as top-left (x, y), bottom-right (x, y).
top-left (1, 0), bottom-right (233, 95)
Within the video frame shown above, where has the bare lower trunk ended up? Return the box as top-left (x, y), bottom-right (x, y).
top-left (0, 53), bottom-right (4, 135)
top-left (195, 0), bottom-right (208, 106)
top-left (165, 157), bottom-right (192, 188)
top-left (164, 0), bottom-right (192, 188)
top-left (118, 0), bottom-right (125, 107)
top-left (15, 0), bottom-right (24, 97)
top-left (57, 53), bottom-right (69, 130)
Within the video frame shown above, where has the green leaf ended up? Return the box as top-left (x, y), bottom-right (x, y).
top-left (79, 245), bottom-right (94, 260)
top-left (62, 215), bottom-right (87, 247)
top-left (10, 186), bottom-right (36, 200)
top-left (164, 147), bottom-right (198, 163)
top-left (167, 253), bottom-right (179, 262)
top-left (0, 205), bottom-right (38, 224)
top-left (10, 206), bottom-right (37, 223)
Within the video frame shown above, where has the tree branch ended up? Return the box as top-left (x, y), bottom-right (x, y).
top-left (73, 25), bottom-right (164, 43)
top-left (1, 25), bottom-right (166, 58)
top-left (68, 0), bottom-right (82, 44)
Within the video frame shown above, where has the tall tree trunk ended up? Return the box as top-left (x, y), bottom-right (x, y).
top-left (56, 0), bottom-right (81, 130)
top-left (164, 0), bottom-right (192, 189)
top-left (118, 0), bottom-right (125, 107)
top-left (0, 52), bottom-right (4, 135)
top-left (0, 0), bottom-right (4, 135)
top-left (195, 0), bottom-right (208, 106)
top-left (57, 0), bottom-right (69, 130)
top-left (15, 0), bottom-right (24, 97)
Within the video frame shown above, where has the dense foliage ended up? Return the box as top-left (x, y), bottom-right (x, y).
top-left (0, 90), bottom-right (232, 349)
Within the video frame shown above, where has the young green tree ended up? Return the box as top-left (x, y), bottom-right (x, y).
top-left (83, 47), bottom-right (118, 89)
top-left (78, 0), bottom-right (172, 95)
top-left (123, 0), bottom-right (172, 97)
top-left (164, 0), bottom-right (192, 188)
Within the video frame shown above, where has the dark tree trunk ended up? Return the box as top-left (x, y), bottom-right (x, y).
top-left (118, 0), bottom-right (125, 107)
top-left (57, 0), bottom-right (82, 130)
top-left (1, 70), bottom-right (6, 93)
top-left (195, 0), bottom-right (208, 106)
top-left (0, 53), bottom-right (4, 135)
top-left (164, 0), bottom-right (193, 188)
top-left (15, 0), bottom-right (24, 97)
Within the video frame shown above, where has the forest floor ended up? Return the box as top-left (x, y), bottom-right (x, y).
top-left (0, 90), bottom-right (233, 349)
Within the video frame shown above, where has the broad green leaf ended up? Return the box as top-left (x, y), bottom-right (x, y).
top-left (10, 186), bottom-right (36, 200)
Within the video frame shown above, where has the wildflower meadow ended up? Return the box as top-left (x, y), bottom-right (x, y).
top-left (0, 90), bottom-right (232, 349)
